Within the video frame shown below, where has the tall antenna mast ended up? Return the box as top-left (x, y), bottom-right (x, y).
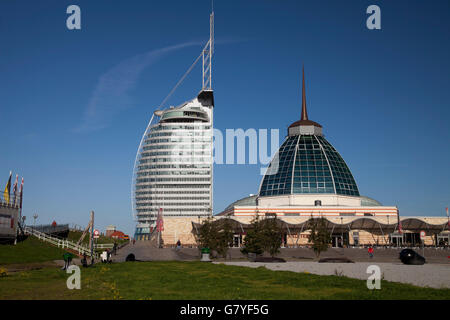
top-left (202, 7), bottom-right (214, 90)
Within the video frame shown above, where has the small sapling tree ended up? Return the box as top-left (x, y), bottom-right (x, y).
top-left (308, 217), bottom-right (332, 258)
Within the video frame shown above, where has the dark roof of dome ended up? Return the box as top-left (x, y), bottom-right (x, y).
top-left (289, 119), bottom-right (322, 128)
top-left (259, 135), bottom-right (359, 197)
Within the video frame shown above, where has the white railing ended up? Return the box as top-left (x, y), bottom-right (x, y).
top-left (69, 223), bottom-right (84, 232)
top-left (24, 226), bottom-right (98, 258)
top-left (95, 243), bottom-right (114, 249)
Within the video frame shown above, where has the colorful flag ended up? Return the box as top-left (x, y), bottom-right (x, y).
top-left (156, 208), bottom-right (164, 232)
top-left (12, 174), bottom-right (18, 205)
top-left (446, 207), bottom-right (449, 218)
top-left (19, 178), bottom-right (24, 209)
top-left (3, 171), bottom-right (12, 204)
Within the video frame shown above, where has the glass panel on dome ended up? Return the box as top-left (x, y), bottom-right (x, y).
top-left (259, 133), bottom-right (360, 197)
top-left (259, 136), bottom-right (297, 196)
top-left (316, 136), bottom-right (359, 196)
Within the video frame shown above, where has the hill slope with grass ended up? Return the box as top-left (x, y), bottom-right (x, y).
top-left (0, 229), bottom-right (129, 266)
top-left (0, 237), bottom-right (67, 265)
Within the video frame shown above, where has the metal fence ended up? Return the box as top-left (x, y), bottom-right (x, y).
top-left (32, 224), bottom-right (69, 234)
top-left (24, 226), bottom-right (99, 258)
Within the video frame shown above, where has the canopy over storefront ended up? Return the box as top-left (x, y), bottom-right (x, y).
top-left (192, 217), bottom-right (449, 236)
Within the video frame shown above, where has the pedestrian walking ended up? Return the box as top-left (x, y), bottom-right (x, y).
top-left (62, 252), bottom-right (73, 270)
top-left (81, 253), bottom-right (88, 267)
top-left (368, 246), bottom-right (374, 259)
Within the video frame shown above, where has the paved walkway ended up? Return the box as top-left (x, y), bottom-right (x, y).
top-left (110, 245), bottom-right (450, 263)
top-left (218, 261), bottom-right (450, 289)
top-left (111, 241), bottom-right (199, 262)
top-left (279, 247), bottom-right (450, 264)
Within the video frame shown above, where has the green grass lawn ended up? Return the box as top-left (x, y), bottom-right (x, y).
top-left (0, 261), bottom-right (449, 300)
top-left (0, 237), bottom-right (67, 265)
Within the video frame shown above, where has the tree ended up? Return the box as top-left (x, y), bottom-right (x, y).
top-left (241, 216), bottom-right (283, 257)
top-left (240, 216), bottom-right (264, 256)
top-left (215, 218), bottom-right (234, 258)
top-left (260, 218), bottom-right (283, 257)
top-left (195, 217), bottom-right (234, 258)
top-left (308, 218), bottom-right (331, 258)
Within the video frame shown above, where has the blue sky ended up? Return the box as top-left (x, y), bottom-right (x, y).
top-left (1, 0), bottom-right (449, 236)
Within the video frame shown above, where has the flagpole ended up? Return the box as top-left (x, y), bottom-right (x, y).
top-left (445, 207), bottom-right (450, 231)
top-left (19, 178), bottom-right (24, 227)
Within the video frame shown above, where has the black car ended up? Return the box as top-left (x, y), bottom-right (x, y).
top-left (399, 249), bottom-right (426, 265)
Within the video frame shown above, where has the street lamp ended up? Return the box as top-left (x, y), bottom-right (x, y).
top-left (33, 213), bottom-right (38, 230)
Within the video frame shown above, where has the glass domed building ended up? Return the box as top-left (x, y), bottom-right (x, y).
top-left (259, 70), bottom-right (359, 198)
top-left (220, 69), bottom-right (396, 217)
top-left (144, 68), bottom-right (448, 249)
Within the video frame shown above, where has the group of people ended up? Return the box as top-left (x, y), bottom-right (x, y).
top-left (100, 250), bottom-right (112, 263)
top-left (101, 243), bottom-right (119, 263)
top-left (63, 252), bottom-right (92, 269)
top-left (62, 242), bottom-right (120, 269)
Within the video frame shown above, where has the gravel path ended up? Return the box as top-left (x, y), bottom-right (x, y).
top-left (217, 261), bottom-right (450, 289)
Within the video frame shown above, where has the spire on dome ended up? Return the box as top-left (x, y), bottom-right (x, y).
top-left (301, 66), bottom-right (308, 121)
top-left (288, 66), bottom-right (323, 136)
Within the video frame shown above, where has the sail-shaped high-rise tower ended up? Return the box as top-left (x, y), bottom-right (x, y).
top-left (133, 12), bottom-right (214, 240)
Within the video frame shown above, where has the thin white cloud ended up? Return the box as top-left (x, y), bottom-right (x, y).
top-left (74, 41), bottom-right (202, 133)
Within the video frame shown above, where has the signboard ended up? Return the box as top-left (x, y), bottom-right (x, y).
top-left (420, 230), bottom-right (426, 240)
top-left (93, 229), bottom-right (100, 239)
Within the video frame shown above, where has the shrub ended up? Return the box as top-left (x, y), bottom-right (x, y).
top-left (0, 267), bottom-right (8, 277)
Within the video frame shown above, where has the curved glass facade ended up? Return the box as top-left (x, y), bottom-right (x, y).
top-left (259, 135), bottom-right (359, 197)
top-left (133, 95), bottom-right (214, 237)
